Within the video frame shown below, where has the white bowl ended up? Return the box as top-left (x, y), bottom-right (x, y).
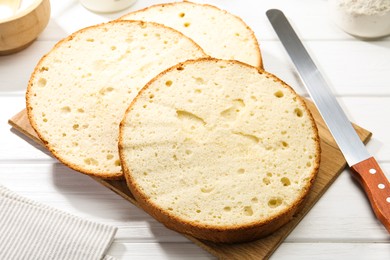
top-left (80, 0), bottom-right (137, 13)
top-left (329, 0), bottom-right (390, 39)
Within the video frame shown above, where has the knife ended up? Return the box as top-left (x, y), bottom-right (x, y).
top-left (266, 9), bottom-right (390, 233)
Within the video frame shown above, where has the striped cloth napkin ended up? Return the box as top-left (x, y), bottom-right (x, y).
top-left (0, 185), bottom-right (117, 260)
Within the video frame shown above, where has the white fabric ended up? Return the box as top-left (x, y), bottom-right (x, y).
top-left (0, 185), bottom-right (117, 260)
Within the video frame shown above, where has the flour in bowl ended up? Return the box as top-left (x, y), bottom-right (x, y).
top-left (329, 0), bottom-right (390, 38)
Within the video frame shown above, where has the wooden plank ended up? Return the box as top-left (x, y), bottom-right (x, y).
top-left (2, 163), bottom-right (388, 241)
top-left (271, 242), bottom-right (390, 260)
top-left (39, 0), bottom-right (359, 42)
top-left (8, 101), bottom-right (372, 259)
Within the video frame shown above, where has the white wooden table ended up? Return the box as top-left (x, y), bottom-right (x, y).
top-left (1, 0), bottom-right (389, 259)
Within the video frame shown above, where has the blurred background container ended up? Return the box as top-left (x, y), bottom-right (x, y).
top-left (328, 0), bottom-right (390, 39)
top-left (79, 0), bottom-right (137, 13)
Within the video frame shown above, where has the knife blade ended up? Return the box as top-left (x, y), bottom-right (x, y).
top-left (266, 9), bottom-right (390, 233)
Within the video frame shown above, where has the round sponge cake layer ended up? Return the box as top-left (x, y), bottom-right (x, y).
top-left (26, 20), bottom-right (207, 179)
top-left (119, 58), bottom-right (320, 243)
top-left (120, 1), bottom-right (262, 68)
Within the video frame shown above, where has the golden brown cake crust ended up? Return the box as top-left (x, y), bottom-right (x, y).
top-left (119, 58), bottom-right (320, 243)
top-left (119, 1), bottom-right (263, 69)
top-left (26, 22), bottom-right (123, 180)
top-left (26, 20), bottom-right (206, 180)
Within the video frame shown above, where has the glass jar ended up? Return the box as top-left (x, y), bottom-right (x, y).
top-left (80, 0), bottom-right (137, 13)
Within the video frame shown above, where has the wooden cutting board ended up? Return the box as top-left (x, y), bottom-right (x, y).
top-left (9, 101), bottom-right (371, 259)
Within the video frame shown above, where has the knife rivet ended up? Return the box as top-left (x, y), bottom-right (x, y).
top-left (386, 197), bottom-right (390, 203)
top-left (378, 183), bottom-right (385, 189)
top-left (369, 168), bottom-right (376, 174)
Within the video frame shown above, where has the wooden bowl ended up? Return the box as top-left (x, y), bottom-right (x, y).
top-left (0, 0), bottom-right (51, 55)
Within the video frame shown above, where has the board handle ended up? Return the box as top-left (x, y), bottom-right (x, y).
top-left (351, 157), bottom-right (390, 233)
